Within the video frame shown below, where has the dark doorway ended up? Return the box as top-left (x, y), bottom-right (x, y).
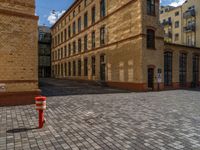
top-left (100, 54), bottom-right (106, 81)
top-left (148, 68), bottom-right (154, 90)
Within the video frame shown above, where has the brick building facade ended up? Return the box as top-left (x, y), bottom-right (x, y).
top-left (0, 0), bottom-right (40, 106)
top-left (51, 0), bottom-right (200, 91)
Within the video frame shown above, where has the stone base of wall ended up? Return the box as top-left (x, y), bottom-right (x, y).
top-left (107, 81), bottom-right (147, 91)
top-left (0, 90), bottom-right (41, 106)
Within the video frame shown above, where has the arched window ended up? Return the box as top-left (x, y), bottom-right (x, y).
top-left (164, 52), bottom-right (173, 86)
top-left (147, 0), bottom-right (155, 15)
top-left (147, 29), bottom-right (155, 49)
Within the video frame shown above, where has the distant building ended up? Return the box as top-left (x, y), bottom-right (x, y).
top-left (160, 0), bottom-right (200, 47)
top-left (38, 26), bottom-right (51, 78)
top-left (0, 0), bottom-right (40, 106)
top-left (51, 0), bottom-right (200, 91)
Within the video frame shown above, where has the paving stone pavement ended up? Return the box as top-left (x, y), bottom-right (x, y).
top-left (1, 78), bottom-right (200, 150)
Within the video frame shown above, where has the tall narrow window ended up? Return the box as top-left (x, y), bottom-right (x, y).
top-left (147, 29), bottom-right (155, 49)
top-left (64, 29), bottom-right (67, 41)
top-left (84, 12), bottom-right (88, 28)
top-left (92, 31), bottom-right (95, 48)
top-left (78, 38), bottom-right (82, 53)
top-left (84, 34), bottom-right (88, 51)
top-left (179, 53), bottom-right (187, 87)
top-left (61, 32), bottom-right (63, 43)
top-left (64, 46), bottom-right (67, 57)
top-left (78, 60), bottom-right (82, 76)
top-left (73, 41), bottom-right (76, 54)
top-left (65, 63), bottom-right (67, 77)
top-left (61, 48), bottom-right (63, 59)
top-left (73, 61), bottom-right (76, 76)
top-left (68, 25), bottom-right (71, 38)
top-left (100, 26), bottom-right (105, 46)
top-left (164, 52), bottom-right (173, 86)
top-left (73, 21), bottom-right (76, 35)
top-left (84, 58), bottom-right (88, 76)
top-left (68, 43), bottom-right (71, 56)
top-left (78, 17), bottom-right (81, 32)
top-left (193, 55), bottom-right (199, 86)
top-left (68, 62), bottom-right (71, 76)
top-left (147, 0), bottom-right (155, 15)
top-left (100, 0), bottom-right (106, 18)
top-left (91, 56), bottom-right (96, 76)
top-left (91, 6), bottom-right (96, 24)
top-left (84, 0), bottom-right (87, 7)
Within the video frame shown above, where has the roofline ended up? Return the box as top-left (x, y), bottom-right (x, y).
top-left (164, 42), bottom-right (200, 50)
top-left (50, 0), bottom-right (81, 29)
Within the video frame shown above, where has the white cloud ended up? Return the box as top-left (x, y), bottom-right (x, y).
top-left (169, 0), bottom-right (186, 7)
top-left (47, 10), bottom-right (66, 25)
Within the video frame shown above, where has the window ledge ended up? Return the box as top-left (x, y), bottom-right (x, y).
top-left (147, 47), bottom-right (156, 50)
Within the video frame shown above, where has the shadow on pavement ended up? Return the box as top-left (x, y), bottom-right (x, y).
top-left (39, 78), bottom-right (131, 97)
top-left (7, 127), bottom-right (38, 133)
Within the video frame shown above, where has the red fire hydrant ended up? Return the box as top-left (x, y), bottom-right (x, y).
top-left (35, 96), bottom-right (46, 128)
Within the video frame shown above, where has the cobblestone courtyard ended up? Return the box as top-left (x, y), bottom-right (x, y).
top-left (1, 79), bottom-right (200, 150)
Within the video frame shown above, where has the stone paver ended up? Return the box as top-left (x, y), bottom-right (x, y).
top-left (1, 78), bottom-right (200, 150)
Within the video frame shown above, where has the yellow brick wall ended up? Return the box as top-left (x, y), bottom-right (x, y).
top-left (0, 0), bottom-right (39, 92)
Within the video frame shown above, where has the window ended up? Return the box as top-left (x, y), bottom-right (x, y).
top-left (193, 55), bottom-right (199, 86)
top-left (100, 26), bottom-right (105, 46)
top-left (61, 48), bottom-right (63, 58)
top-left (78, 60), bottom-right (82, 76)
top-left (78, 5), bottom-right (81, 13)
top-left (147, 29), bottom-right (155, 49)
top-left (64, 29), bottom-right (67, 41)
top-left (73, 10), bottom-right (75, 17)
top-left (58, 49), bottom-right (61, 59)
top-left (84, 34), bottom-right (88, 51)
top-left (68, 43), bottom-right (71, 56)
top-left (92, 31), bottom-right (95, 48)
top-left (175, 21), bottom-right (179, 28)
top-left (68, 62), bottom-right (71, 76)
top-left (164, 52), bottom-right (173, 86)
top-left (61, 64), bottom-right (63, 77)
top-left (58, 34), bottom-right (60, 44)
top-left (175, 11), bottom-right (179, 16)
top-left (84, 0), bottom-right (87, 7)
top-left (61, 32), bottom-right (63, 43)
top-left (78, 17), bottom-right (81, 32)
top-left (64, 46), bottom-right (67, 57)
top-left (73, 41), bottom-right (76, 54)
top-left (84, 58), bottom-right (88, 76)
top-left (73, 21), bottom-right (76, 35)
top-left (84, 12), bottom-right (88, 28)
top-left (78, 38), bottom-right (82, 53)
top-left (91, 56), bottom-right (96, 76)
top-left (175, 33), bottom-right (179, 41)
top-left (68, 25), bottom-right (71, 38)
top-left (73, 61), bottom-right (76, 76)
top-left (65, 63), bottom-right (67, 77)
top-left (179, 53), bottom-right (187, 87)
top-left (100, 0), bottom-right (106, 18)
top-left (147, 0), bottom-right (155, 15)
top-left (92, 6), bottom-right (96, 24)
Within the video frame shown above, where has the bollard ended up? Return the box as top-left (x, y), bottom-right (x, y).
top-left (35, 96), bottom-right (46, 128)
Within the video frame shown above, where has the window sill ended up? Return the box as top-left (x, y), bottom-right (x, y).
top-left (147, 14), bottom-right (156, 17)
top-left (147, 47), bottom-right (156, 50)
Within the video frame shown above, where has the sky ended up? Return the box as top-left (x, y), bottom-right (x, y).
top-left (36, 0), bottom-right (186, 27)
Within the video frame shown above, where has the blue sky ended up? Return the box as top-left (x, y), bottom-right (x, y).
top-left (36, 0), bottom-right (185, 27)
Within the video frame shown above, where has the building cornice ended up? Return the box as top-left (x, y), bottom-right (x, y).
top-left (0, 9), bottom-right (39, 20)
